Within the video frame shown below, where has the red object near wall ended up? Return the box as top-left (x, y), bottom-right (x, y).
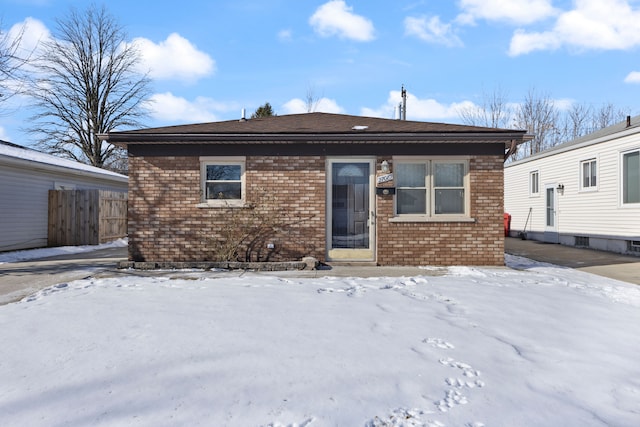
top-left (504, 213), bottom-right (511, 237)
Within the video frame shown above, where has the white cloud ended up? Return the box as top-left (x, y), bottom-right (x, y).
top-left (404, 16), bottom-right (463, 47)
top-left (508, 0), bottom-right (640, 56)
top-left (7, 17), bottom-right (51, 59)
top-left (282, 97), bottom-right (345, 114)
top-left (457, 0), bottom-right (557, 25)
top-left (624, 71), bottom-right (640, 83)
top-left (362, 90), bottom-right (476, 121)
top-left (309, 0), bottom-right (375, 42)
top-left (132, 33), bottom-right (215, 82)
top-left (148, 92), bottom-right (236, 123)
top-left (554, 98), bottom-right (576, 111)
top-left (278, 29), bottom-right (292, 42)
top-left (509, 29), bottom-right (560, 56)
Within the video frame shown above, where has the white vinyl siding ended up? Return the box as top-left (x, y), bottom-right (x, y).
top-left (505, 129), bottom-right (640, 244)
top-left (0, 162), bottom-right (127, 252)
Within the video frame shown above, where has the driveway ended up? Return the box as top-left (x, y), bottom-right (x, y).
top-left (505, 237), bottom-right (640, 285)
top-left (0, 246), bottom-right (127, 305)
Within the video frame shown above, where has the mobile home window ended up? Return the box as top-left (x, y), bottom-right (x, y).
top-left (530, 171), bottom-right (539, 196)
top-left (395, 159), bottom-right (468, 217)
top-left (200, 157), bottom-right (246, 206)
top-left (623, 150), bottom-right (640, 204)
top-left (581, 159), bottom-right (597, 189)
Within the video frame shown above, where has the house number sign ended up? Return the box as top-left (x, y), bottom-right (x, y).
top-left (376, 173), bottom-right (394, 187)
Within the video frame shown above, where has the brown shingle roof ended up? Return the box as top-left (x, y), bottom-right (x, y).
top-left (101, 112), bottom-right (527, 146)
top-left (112, 112), bottom-right (523, 134)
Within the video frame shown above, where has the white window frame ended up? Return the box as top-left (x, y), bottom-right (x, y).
top-left (391, 157), bottom-right (471, 222)
top-left (198, 156), bottom-right (246, 207)
top-left (580, 158), bottom-right (598, 191)
top-left (529, 170), bottom-right (540, 197)
top-left (621, 149), bottom-right (640, 206)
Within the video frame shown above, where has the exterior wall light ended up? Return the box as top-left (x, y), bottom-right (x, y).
top-left (381, 160), bottom-right (390, 173)
top-left (557, 183), bottom-right (565, 194)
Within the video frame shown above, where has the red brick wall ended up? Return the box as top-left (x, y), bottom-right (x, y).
top-left (127, 155), bottom-right (325, 262)
top-left (127, 154), bottom-right (504, 266)
top-left (375, 156), bottom-right (505, 266)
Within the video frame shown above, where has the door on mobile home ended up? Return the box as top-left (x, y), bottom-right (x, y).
top-left (544, 184), bottom-right (559, 243)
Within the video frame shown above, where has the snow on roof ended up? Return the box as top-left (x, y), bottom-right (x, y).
top-left (0, 140), bottom-right (127, 180)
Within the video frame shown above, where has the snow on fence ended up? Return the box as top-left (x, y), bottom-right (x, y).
top-left (48, 190), bottom-right (127, 246)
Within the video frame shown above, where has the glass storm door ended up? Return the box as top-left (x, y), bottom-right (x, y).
top-left (545, 185), bottom-right (556, 230)
top-left (544, 184), bottom-right (559, 243)
top-left (327, 159), bottom-right (375, 261)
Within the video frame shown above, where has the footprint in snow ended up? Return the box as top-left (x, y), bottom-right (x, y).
top-left (434, 357), bottom-right (485, 413)
top-left (446, 377), bottom-right (485, 389)
top-left (366, 408), bottom-right (442, 427)
top-left (439, 357), bottom-right (481, 378)
top-left (316, 285), bottom-right (364, 297)
top-left (261, 417), bottom-right (315, 427)
top-left (424, 338), bottom-right (455, 349)
top-left (436, 389), bottom-right (468, 412)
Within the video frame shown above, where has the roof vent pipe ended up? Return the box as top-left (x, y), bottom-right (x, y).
top-left (240, 108), bottom-right (246, 122)
top-left (401, 85), bottom-right (407, 120)
top-left (627, 115), bottom-right (631, 127)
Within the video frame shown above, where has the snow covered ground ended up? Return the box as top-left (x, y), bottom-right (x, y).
top-left (1, 254), bottom-right (639, 426)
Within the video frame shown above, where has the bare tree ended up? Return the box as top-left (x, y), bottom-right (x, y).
top-left (591, 102), bottom-right (626, 131)
top-left (305, 84), bottom-right (321, 113)
top-left (27, 4), bottom-right (150, 170)
top-left (467, 85), bottom-right (630, 161)
top-left (565, 103), bottom-right (592, 140)
top-left (513, 88), bottom-right (559, 159)
top-left (0, 20), bottom-right (28, 109)
top-left (555, 102), bottom-right (627, 144)
top-left (459, 86), bottom-right (512, 129)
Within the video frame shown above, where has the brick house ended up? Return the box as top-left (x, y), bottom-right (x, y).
top-left (101, 113), bottom-right (526, 266)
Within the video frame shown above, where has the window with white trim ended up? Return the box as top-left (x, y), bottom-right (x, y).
top-left (580, 159), bottom-right (597, 190)
top-left (622, 149), bottom-right (640, 204)
top-left (530, 170), bottom-right (539, 196)
top-left (394, 159), bottom-right (468, 218)
top-left (200, 157), bottom-right (245, 206)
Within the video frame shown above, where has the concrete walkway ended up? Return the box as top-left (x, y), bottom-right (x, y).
top-left (2, 239), bottom-right (638, 305)
top-left (505, 237), bottom-right (640, 285)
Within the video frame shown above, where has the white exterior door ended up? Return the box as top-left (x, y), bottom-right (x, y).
top-left (544, 184), bottom-right (558, 242)
top-left (326, 158), bottom-right (376, 261)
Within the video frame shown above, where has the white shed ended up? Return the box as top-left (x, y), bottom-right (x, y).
top-left (0, 141), bottom-right (128, 252)
top-left (504, 116), bottom-right (640, 256)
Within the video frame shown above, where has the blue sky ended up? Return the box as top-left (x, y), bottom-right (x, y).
top-left (2, 0), bottom-right (640, 147)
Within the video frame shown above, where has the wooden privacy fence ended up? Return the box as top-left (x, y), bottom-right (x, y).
top-left (48, 190), bottom-right (128, 246)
